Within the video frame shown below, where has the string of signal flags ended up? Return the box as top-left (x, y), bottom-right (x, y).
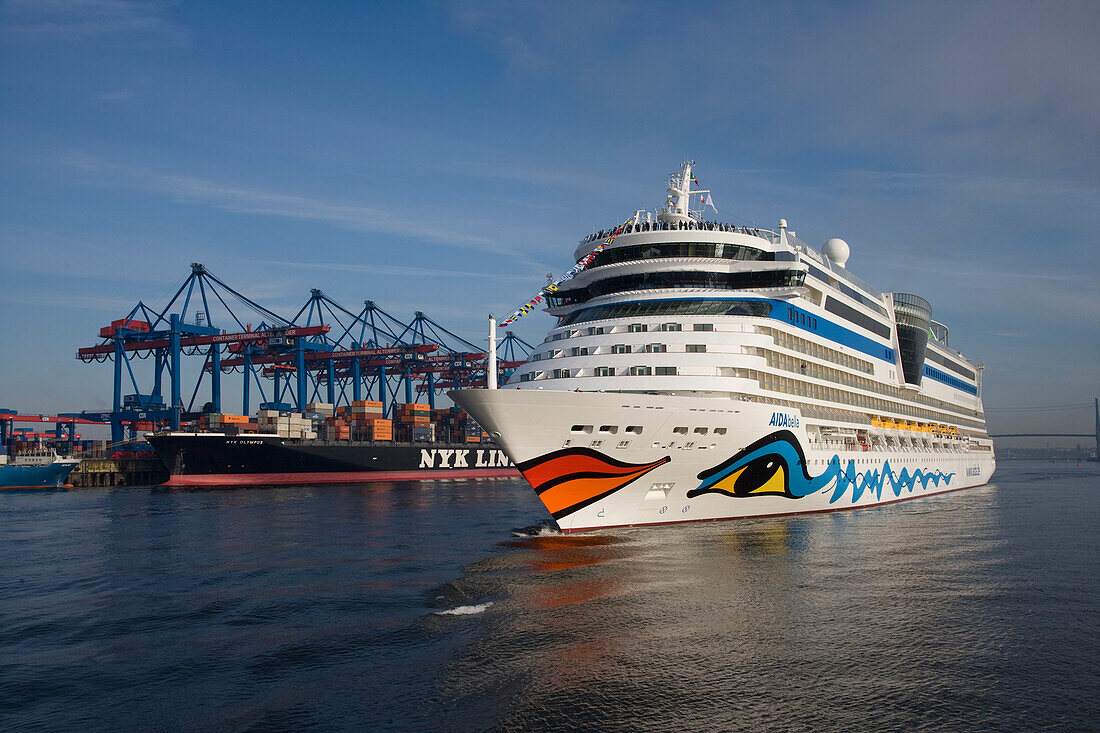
top-left (498, 218), bottom-right (633, 327)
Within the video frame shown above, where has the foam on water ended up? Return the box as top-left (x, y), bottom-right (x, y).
top-left (510, 521), bottom-right (562, 538)
top-left (435, 602), bottom-right (492, 616)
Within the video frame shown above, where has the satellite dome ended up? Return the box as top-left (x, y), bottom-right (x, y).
top-left (822, 237), bottom-right (850, 268)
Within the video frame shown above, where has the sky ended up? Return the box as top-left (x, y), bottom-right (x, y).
top-left (1, 0), bottom-right (1097, 443)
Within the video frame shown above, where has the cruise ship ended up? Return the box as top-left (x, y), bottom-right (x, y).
top-left (453, 161), bottom-right (995, 532)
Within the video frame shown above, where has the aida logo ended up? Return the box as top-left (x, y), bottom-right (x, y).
top-left (768, 412), bottom-right (799, 429)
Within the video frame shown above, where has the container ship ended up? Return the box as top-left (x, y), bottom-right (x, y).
top-left (453, 161), bottom-right (995, 532)
top-left (148, 401), bottom-right (517, 486)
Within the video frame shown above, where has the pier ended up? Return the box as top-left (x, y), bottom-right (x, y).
top-left (70, 456), bottom-right (168, 488)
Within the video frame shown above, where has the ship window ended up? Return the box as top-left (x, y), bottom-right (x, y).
top-left (558, 299), bottom-right (773, 326)
top-left (547, 269), bottom-right (807, 308)
top-left (645, 343), bottom-right (667, 353)
top-left (629, 366), bottom-right (652, 376)
top-left (587, 326), bottom-right (605, 335)
top-left (714, 427), bottom-right (727, 435)
top-left (590, 440), bottom-right (602, 448)
top-left (629, 323), bottom-right (647, 332)
top-left (823, 297), bottom-right (892, 339)
top-left (661, 322), bottom-right (682, 331)
top-left (570, 425), bottom-right (593, 434)
top-left (616, 440), bottom-right (630, 449)
top-left (694, 323), bottom-right (714, 331)
top-left (626, 426), bottom-right (643, 434)
top-left (655, 367), bottom-right (677, 376)
top-left (673, 427), bottom-right (688, 434)
top-left (552, 369), bottom-right (570, 379)
top-left (587, 241), bottom-right (768, 268)
top-left (599, 425), bottom-right (618, 434)
top-left (594, 366), bottom-right (615, 377)
top-left (686, 344), bottom-right (707, 353)
top-left (694, 427), bottom-right (708, 435)
top-left (612, 344), bottom-right (630, 354)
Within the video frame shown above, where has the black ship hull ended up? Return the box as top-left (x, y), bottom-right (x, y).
top-left (147, 433), bottom-right (517, 486)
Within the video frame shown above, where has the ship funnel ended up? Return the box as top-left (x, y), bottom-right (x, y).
top-left (891, 293), bottom-right (932, 386)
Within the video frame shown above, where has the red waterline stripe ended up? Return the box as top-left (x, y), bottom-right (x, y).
top-left (560, 481), bottom-right (988, 533)
top-left (162, 468), bottom-right (519, 486)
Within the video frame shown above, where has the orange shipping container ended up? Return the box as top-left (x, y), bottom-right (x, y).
top-left (221, 414), bottom-right (249, 424)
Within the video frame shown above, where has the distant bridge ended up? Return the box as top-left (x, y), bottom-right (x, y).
top-left (988, 399), bottom-right (1098, 447)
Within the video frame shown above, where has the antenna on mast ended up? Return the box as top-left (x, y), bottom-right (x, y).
top-left (657, 160), bottom-right (710, 224)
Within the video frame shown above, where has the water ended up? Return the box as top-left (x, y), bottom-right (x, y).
top-left (1, 461), bottom-right (1097, 731)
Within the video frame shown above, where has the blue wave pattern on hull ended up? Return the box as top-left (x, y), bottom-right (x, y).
top-left (822, 458), bottom-right (956, 504)
top-left (688, 430), bottom-right (955, 505)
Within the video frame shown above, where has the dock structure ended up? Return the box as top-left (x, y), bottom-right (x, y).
top-left (73, 264), bottom-right (534, 441)
top-left (69, 456), bottom-right (168, 488)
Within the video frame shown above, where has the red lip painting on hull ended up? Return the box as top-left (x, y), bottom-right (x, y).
top-left (162, 468), bottom-right (519, 486)
top-left (515, 447), bottom-right (672, 519)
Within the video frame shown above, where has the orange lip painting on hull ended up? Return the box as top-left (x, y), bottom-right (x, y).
top-left (516, 448), bottom-right (671, 519)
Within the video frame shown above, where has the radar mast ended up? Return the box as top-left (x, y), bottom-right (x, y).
top-left (657, 160), bottom-right (710, 224)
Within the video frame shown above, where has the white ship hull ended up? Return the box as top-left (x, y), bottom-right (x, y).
top-left (453, 389), bottom-right (994, 532)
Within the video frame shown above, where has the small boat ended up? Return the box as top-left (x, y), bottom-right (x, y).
top-left (0, 448), bottom-right (81, 490)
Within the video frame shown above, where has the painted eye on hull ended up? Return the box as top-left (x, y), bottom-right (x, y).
top-left (690, 430), bottom-right (811, 500)
top-left (733, 455), bottom-right (782, 495)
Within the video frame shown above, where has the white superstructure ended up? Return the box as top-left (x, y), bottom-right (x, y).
top-left (453, 162), bottom-right (995, 532)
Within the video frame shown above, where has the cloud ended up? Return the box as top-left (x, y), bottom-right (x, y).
top-left (259, 259), bottom-right (544, 284)
top-left (95, 89), bottom-right (134, 102)
top-left (0, 289), bottom-right (138, 313)
top-left (1, 0), bottom-right (188, 46)
top-left (780, 2), bottom-right (1100, 173)
top-left (833, 168), bottom-right (1100, 203)
top-left (58, 155), bottom-right (515, 255)
top-left (451, 1), bottom-right (1100, 181)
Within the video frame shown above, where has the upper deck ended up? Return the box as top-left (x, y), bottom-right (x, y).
top-left (504, 161), bottom-right (985, 417)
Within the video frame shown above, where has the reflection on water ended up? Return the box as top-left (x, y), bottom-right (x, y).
top-left (0, 463), bottom-right (1096, 730)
